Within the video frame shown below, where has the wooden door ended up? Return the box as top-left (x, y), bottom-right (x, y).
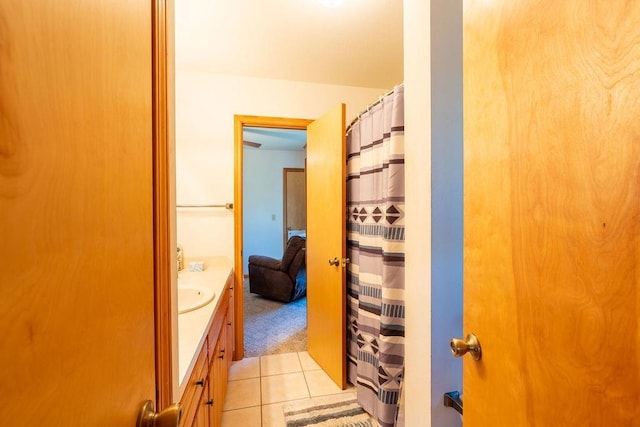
top-left (283, 168), bottom-right (306, 246)
top-left (463, 1), bottom-right (640, 425)
top-left (306, 104), bottom-right (347, 388)
top-left (0, 1), bottom-right (158, 425)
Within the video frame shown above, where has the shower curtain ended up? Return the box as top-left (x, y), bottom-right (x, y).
top-left (346, 84), bottom-right (405, 427)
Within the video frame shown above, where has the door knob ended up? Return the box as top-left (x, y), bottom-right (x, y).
top-left (137, 400), bottom-right (182, 427)
top-left (328, 257), bottom-right (339, 266)
top-left (450, 333), bottom-right (482, 361)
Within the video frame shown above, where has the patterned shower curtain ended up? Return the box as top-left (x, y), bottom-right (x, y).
top-left (346, 84), bottom-right (405, 427)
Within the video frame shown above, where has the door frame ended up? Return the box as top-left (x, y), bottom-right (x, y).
top-left (233, 115), bottom-right (313, 360)
top-left (282, 167), bottom-right (306, 247)
top-left (152, 0), bottom-right (176, 410)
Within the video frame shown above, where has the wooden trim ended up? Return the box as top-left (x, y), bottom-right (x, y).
top-left (152, 0), bottom-right (176, 410)
top-left (233, 116), bottom-right (244, 361)
top-left (234, 115), bottom-right (313, 361)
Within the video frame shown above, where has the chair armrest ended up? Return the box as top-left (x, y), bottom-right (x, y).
top-left (248, 255), bottom-right (282, 271)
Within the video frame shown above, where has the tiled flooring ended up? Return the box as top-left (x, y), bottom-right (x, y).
top-left (221, 351), bottom-right (355, 427)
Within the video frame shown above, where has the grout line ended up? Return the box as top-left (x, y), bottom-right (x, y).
top-left (259, 355), bottom-right (264, 427)
top-left (298, 352), bottom-right (314, 399)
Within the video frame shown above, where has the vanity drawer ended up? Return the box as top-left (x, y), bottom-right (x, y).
top-left (207, 286), bottom-right (230, 357)
top-left (180, 338), bottom-right (209, 427)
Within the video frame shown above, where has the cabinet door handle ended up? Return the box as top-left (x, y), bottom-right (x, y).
top-left (195, 378), bottom-right (205, 387)
top-left (205, 400), bottom-right (213, 406)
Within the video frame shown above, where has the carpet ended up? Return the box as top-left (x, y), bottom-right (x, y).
top-left (283, 394), bottom-right (375, 427)
top-left (243, 278), bottom-right (307, 357)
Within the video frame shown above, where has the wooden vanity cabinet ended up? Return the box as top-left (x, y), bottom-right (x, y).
top-left (180, 272), bottom-right (235, 427)
top-left (192, 380), bottom-right (211, 427)
top-left (209, 328), bottom-right (227, 427)
top-left (180, 342), bottom-right (210, 427)
top-left (207, 276), bottom-right (233, 427)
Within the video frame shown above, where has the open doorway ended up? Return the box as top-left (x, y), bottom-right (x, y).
top-left (235, 105), bottom-right (348, 389)
top-left (233, 115), bottom-right (313, 360)
top-left (241, 125), bottom-right (308, 357)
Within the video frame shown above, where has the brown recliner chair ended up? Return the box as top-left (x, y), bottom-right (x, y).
top-left (248, 236), bottom-right (306, 302)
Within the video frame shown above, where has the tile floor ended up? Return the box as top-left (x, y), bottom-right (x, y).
top-left (221, 351), bottom-right (355, 427)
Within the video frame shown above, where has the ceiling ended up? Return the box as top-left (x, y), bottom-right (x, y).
top-left (243, 127), bottom-right (308, 151)
top-left (174, 0), bottom-right (404, 89)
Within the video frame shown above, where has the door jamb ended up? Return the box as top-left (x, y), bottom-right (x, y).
top-left (233, 115), bottom-right (313, 360)
top-left (282, 167), bottom-right (306, 247)
top-left (152, 0), bottom-right (176, 410)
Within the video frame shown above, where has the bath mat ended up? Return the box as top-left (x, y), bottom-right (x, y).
top-left (283, 394), bottom-right (375, 427)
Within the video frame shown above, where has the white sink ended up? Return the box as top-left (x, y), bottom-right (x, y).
top-left (178, 283), bottom-right (215, 314)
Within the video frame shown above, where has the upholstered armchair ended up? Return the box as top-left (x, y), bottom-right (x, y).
top-left (248, 236), bottom-right (306, 302)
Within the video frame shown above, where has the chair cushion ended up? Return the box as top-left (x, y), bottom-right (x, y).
top-left (247, 255), bottom-right (281, 270)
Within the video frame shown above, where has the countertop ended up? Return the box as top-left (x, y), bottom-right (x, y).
top-left (177, 256), bottom-right (233, 397)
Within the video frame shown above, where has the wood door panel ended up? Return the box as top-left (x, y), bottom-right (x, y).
top-left (284, 167), bottom-right (306, 244)
top-left (0, 1), bottom-right (156, 425)
top-left (306, 104), bottom-right (346, 388)
top-left (464, 1), bottom-right (640, 425)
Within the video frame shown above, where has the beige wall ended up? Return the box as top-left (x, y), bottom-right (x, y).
top-left (175, 71), bottom-right (391, 258)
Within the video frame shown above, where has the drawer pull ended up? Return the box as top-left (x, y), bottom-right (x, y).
top-left (195, 378), bottom-right (205, 387)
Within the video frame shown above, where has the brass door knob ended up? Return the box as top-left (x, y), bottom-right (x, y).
top-left (137, 400), bottom-right (182, 427)
top-left (450, 333), bottom-right (482, 361)
top-left (328, 257), bottom-right (340, 266)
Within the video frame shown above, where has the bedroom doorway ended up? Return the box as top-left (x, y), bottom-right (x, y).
top-left (234, 115), bottom-right (312, 359)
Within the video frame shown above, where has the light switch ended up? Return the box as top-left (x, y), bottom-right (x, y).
top-left (272, 214), bottom-right (276, 221)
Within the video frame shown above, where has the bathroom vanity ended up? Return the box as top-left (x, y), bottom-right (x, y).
top-left (177, 257), bottom-right (234, 427)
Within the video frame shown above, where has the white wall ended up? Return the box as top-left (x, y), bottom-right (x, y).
top-left (430, 0), bottom-right (463, 425)
top-left (405, 1), bottom-right (463, 425)
top-left (404, 0), bottom-right (433, 425)
top-left (175, 71), bottom-right (391, 259)
top-left (243, 148), bottom-right (305, 273)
